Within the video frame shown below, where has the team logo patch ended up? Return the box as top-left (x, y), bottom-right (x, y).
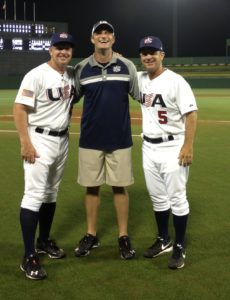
top-left (144, 37), bottom-right (153, 45)
top-left (59, 33), bottom-right (68, 39)
top-left (113, 66), bottom-right (121, 73)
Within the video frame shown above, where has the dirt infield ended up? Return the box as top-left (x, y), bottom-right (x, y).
top-left (0, 116), bottom-right (13, 122)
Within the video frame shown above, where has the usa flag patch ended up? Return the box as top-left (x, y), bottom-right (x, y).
top-left (21, 89), bottom-right (34, 98)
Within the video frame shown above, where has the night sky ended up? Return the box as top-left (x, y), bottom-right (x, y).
top-left (2, 0), bottom-right (230, 58)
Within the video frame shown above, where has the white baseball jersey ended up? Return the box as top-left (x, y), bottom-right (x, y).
top-left (138, 68), bottom-right (198, 215)
top-left (15, 62), bottom-right (76, 212)
top-left (137, 69), bottom-right (197, 138)
top-left (15, 62), bottom-right (75, 130)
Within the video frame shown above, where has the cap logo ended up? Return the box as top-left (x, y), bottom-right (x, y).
top-left (144, 37), bottom-right (153, 44)
top-left (59, 33), bottom-right (68, 39)
top-left (99, 21), bottom-right (108, 25)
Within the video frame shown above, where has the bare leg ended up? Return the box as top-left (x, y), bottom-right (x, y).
top-left (85, 186), bottom-right (100, 236)
top-left (112, 186), bottom-right (129, 237)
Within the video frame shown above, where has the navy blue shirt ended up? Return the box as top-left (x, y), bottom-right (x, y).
top-left (75, 54), bottom-right (140, 151)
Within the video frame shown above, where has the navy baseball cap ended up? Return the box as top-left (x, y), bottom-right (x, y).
top-left (139, 36), bottom-right (163, 52)
top-left (51, 32), bottom-right (75, 47)
top-left (91, 20), bottom-right (114, 35)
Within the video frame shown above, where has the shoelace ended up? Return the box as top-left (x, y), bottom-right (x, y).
top-left (29, 256), bottom-right (41, 270)
top-left (46, 239), bottom-right (59, 250)
top-left (80, 235), bottom-right (94, 247)
top-left (120, 238), bottom-right (131, 250)
top-left (172, 246), bottom-right (183, 258)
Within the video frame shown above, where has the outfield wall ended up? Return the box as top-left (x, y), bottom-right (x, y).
top-left (0, 53), bottom-right (229, 89)
top-left (3, 75), bottom-right (228, 89)
top-left (0, 51), bottom-right (49, 89)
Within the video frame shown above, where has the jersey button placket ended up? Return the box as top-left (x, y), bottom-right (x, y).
top-left (102, 68), bottom-right (107, 81)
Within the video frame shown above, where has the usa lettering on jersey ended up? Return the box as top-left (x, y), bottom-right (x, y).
top-left (141, 93), bottom-right (168, 124)
top-left (46, 85), bottom-right (75, 102)
top-left (141, 93), bottom-right (166, 108)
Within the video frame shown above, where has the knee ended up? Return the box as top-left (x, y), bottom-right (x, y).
top-left (171, 198), bottom-right (189, 216)
top-left (21, 190), bottom-right (47, 212)
top-left (21, 197), bottom-right (42, 212)
top-left (112, 186), bottom-right (126, 195)
top-left (150, 194), bottom-right (170, 211)
top-left (86, 186), bottom-right (100, 196)
top-left (45, 189), bottom-right (58, 203)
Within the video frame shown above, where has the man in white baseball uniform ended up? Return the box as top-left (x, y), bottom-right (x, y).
top-left (138, 36), bottom-right (198, 269)
top-left (14, 32), bottom-right (76, 280)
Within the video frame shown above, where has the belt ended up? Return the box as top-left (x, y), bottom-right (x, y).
top-left (143, 135), bottom-right (174, 144)
top-left (35, 127), bottom-right (68, 137)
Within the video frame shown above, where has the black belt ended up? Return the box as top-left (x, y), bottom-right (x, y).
top-left (143, 135), bottom-right (174, 144)
top-left (35, 127), bottom-right (68, 137)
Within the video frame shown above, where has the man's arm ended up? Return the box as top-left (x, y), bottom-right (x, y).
top-left (178, 110), bottom-right (198, 166)
top-left (74, 64), bottom-right (84, 102)
top-left (13, 103), bottom-right (39, 164)
top-left (120, 58), bottom-right (140, 101)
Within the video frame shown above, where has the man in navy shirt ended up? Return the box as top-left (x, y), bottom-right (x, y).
top-left (74, 20), bottom-right (140, 259)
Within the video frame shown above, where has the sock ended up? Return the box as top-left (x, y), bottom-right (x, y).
top-left (154, 209), bottom-right (170, 241)
top-left (20, 208), bottom-right (39, 257)
top-left (173, 214), bottom-right (189, 247)
top-left (38, 202), bottom-right (56, 241)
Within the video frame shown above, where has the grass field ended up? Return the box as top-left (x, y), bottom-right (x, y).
top-left (0, 89), bottom-right (230, 300)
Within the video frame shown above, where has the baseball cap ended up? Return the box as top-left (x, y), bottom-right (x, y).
top-left (51, 32), bottom-right (75, 47)
top-left (139, 36), bottom-right (163, 52)
top-left (91, 20), bottom-right (114, 35)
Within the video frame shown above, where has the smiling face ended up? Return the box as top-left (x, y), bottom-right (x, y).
top-left (48, 43), bottom-right (73, 72)
top-left (140, 49), bottom-right (165, 78)
top-left (91, 30), bottom-right (115, 51)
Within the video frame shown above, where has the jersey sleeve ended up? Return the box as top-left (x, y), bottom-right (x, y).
top-left (15, 69), bottom-right (38, 108)
top-left (175, 75), bottom-right (198, 115)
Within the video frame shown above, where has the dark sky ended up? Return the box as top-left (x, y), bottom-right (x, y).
top-left (2, 0), bottom-right (230, 57)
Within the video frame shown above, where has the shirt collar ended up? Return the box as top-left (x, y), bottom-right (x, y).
top-left (89, 53), bottom-right (118, 67)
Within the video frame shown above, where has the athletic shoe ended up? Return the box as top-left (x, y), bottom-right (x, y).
top-left (20, 253), bottom-right (47, 280)
top-left (168, 244), bottom-right (186, 269)
top-left (74, 233), bottom-right (100, 257)
top-left (118, 235), bottom-right (136, 260)
top-left (143, 236), bottom-right (173, 258)
top-left (36, 238), bottom-right (66, 259)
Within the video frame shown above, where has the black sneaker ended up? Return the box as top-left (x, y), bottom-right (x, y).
top-left (168, 244), bottom-right (186, 269)
top-left (118, 235), bottom-right (136, 260)
top-left (20, 253), bottom-right (47, 280)
top-left (74, 233), bottom-right (100, 257)
top-left (36, 238), bottom-right (66, 259)
top-left (143, 236), bottom-right (173, 258)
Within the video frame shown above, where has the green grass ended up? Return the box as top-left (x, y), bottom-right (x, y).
top-left (0, 89), bottom-right (230, 300)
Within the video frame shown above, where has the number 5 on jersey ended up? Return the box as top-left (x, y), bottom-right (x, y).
top-left (158, 110), bottom-right (168, 124)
